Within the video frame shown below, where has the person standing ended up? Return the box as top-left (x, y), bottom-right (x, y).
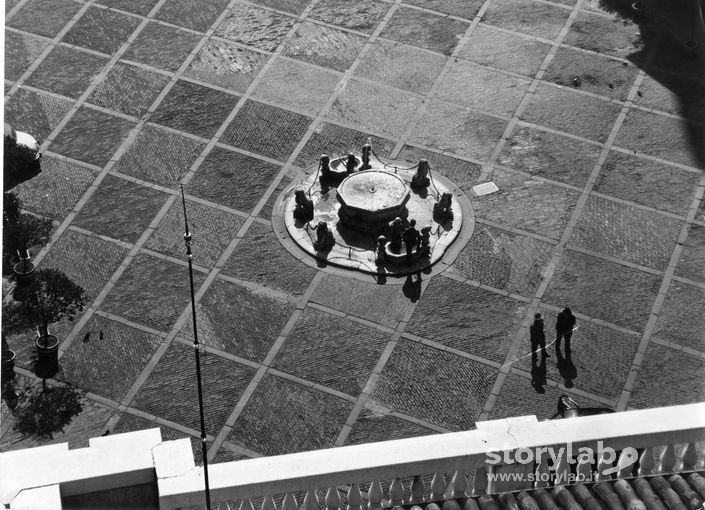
top-left (530, 313), bottom-right (549, 359)
top-left (556, 307), bottom-right (576, 354)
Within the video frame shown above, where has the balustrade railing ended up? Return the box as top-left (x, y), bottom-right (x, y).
top-left (155, 403), bottom-right (705, 510)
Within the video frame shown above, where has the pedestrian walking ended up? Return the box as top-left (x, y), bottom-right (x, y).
top-left (530, 313), bottom-right (549, 359)
top-left (556, 307), bottom-right (576, 354)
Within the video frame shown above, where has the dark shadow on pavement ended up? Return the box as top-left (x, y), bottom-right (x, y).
top-left (598, 0), bottom-right (705, 169)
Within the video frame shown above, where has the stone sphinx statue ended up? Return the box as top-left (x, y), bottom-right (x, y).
top-left (293, 189), bottom-right (314, 223)
top-left (411, 160), bottom-right (430, 190)
top-left (313, 221), bottom-right (335, 252)
top-left (433, 192), bottom-right (453, 221)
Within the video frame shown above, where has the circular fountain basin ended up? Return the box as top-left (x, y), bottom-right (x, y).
top-left (336, 170), bottom-right (410, 233)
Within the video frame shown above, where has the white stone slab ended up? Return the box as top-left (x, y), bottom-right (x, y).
top-left (153, 438), bottom-right (196, 478)
top-left (473, 181), bottom-right (499, 196)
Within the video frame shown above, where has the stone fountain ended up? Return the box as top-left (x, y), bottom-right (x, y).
top-left (274, 144), bottom-right (474, 277)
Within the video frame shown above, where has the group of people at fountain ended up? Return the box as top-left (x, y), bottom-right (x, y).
top-left (376, 217), bottom-right (431, 267)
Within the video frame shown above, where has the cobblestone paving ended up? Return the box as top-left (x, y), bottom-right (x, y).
top-left (4, 0), bottom-right (704, 463)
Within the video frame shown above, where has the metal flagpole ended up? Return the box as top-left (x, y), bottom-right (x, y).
top-left (180, 184), bottom-right (211, 510)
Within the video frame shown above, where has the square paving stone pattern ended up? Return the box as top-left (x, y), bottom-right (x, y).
top-left (344, 407), bottom-right (436, 446)
top-left (570, 195), bottom-right (682, 270)
top-left (100, 253), bottom-right (207, 332)
top-left (406, 99), bottom-right (507, 162)
top-left (628, 343), bottom-right (705, 409)
top-left (7, 0), bottom-right (83, 37)
top-left (221, 100), bottom-right (313, 161)
top-left (543, 47), bottom-right (638, 102)
top-left (113, 125), bottom-right (205, 187)
top-left (146, 199), bottom-right (244, 268)
top-left (614, 108), bottom-right (705, 170)
top-left (215, 3), bottom-right (297, 52)
top-left (512, 308), bottom-right (640, 401)
top-left (72, 175), bottom-right (169, 243)
top-left (122, 22), bottom-right (201, 72)
top-left (371, 338), bottom-right (496, 431)
top-left (355, 39), bottom-right (447, 95)
top-left (98, 0), bottom-right (160, 15)
top-left (37, 229), bottom-right (129, 300)
top-left (11, 155), bottom-right (96, 221)
top-left (309, 273), bottom-right (416, 328)
top-left (675, 224), bottom-right (705, 285)
top-left (521, 83), bottom-right (622, 143)
top-left (295, 122), bottom-right (396, 168)
top-left (131, 341), bottom-right (255, 432)
top-left (151, 80), bottom-right (240, 139)
top-left (282, 21), bottom-right (366, 72)
top-left (247, 0), bottom-right (310, 15)
top-left (449, 224), bottom-right (555, 297)
top-left (473, 168), bottom-right (580, 240)
top-left (57, 315), bottom-right (163, 401)
top-left (397, 145), bottom-right (482, 191)
top-left (4, 31), bottom-right (50, 82)
top-left (633, 72), bottom-right (705, 122)
top-left (182, 277), bottom-right (296, 362)
top-left (253, 57), bottom-right (340, 117)
top-left (308, 0), bottom-right (391, 34)
top-left (25, 45), bottom-right (109, 99)
top-left (50, 107), bottom-right (136, 167)
top-left (326, 79), bottom-right (422, 139)
top-left (221, 221), bottom-right (317, 296)
top-left (402, 0), bottom-right (484, 19)
top-left (272, 307), bottom-right (390, 396)
top-left (258, 167), bottom-right (295, 220)
top-left (652, 281), bottom-right (705, 353)
top-left (498, 125), bottom-right (602, 188)
top-left (482, 0), bottom-right (571, 39)
top-left (4, 87), bottom-right (73, 143)
top-left (88, 62), bottom-right (171, 118)
top-left (188, 147), bottom-right (282, 213)
top-left (228, 374), bottom-right (353, 456)
top-left (185, 40), bottom-right (269, 93)
top-left (406, 277), bottom-right (527, 364)
top-left (595, 151), bottom-right (700, 216)
top-left (61, 6), bottom-right (140, 55)
top-left (435, 60), bottom-right (531, 117)
top-left (543, 249), bottom-right (662, 332)
top-left (155, 0), bottom-right (230, 32)
top-left (380, 6), bottom-right (469, 56)
top-left (564, 10), bottom-right (641, 59)
top-left (458, 24), bottom-right (551, 79)
top-left (489, 372), bottom-right (610, 420)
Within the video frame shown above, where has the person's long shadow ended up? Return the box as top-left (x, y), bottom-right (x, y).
top-left (597, 0), bottom-right (705, 169)
top-left (531, 353), bottom-right (547, 394)
top-left (402, 273), bottom-right (422, 302)
top-left (556, 346), bottom-right (578, 389)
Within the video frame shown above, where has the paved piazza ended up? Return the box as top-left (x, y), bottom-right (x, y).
top-left (2, 0), bottom-right (704, 460)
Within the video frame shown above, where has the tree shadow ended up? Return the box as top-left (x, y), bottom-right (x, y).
top-left (598, 0), bottom-right (705, 168)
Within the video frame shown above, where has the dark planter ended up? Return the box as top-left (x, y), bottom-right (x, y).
top-left (683, 40), bottom-right (698, 59)
top-left (1, 349), bottom-right (16, 385)
top-left (12, 259), bottom-right (35, 301)
top-left (35, 334), bottom-right (59, 379)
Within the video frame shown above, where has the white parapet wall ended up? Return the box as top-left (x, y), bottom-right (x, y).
top-left (156, 403), bottom-right (705, 509)
top-left (0, 428), bottom-right (162, 508)
top-left (1, 404), bottom-right (704, 509)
